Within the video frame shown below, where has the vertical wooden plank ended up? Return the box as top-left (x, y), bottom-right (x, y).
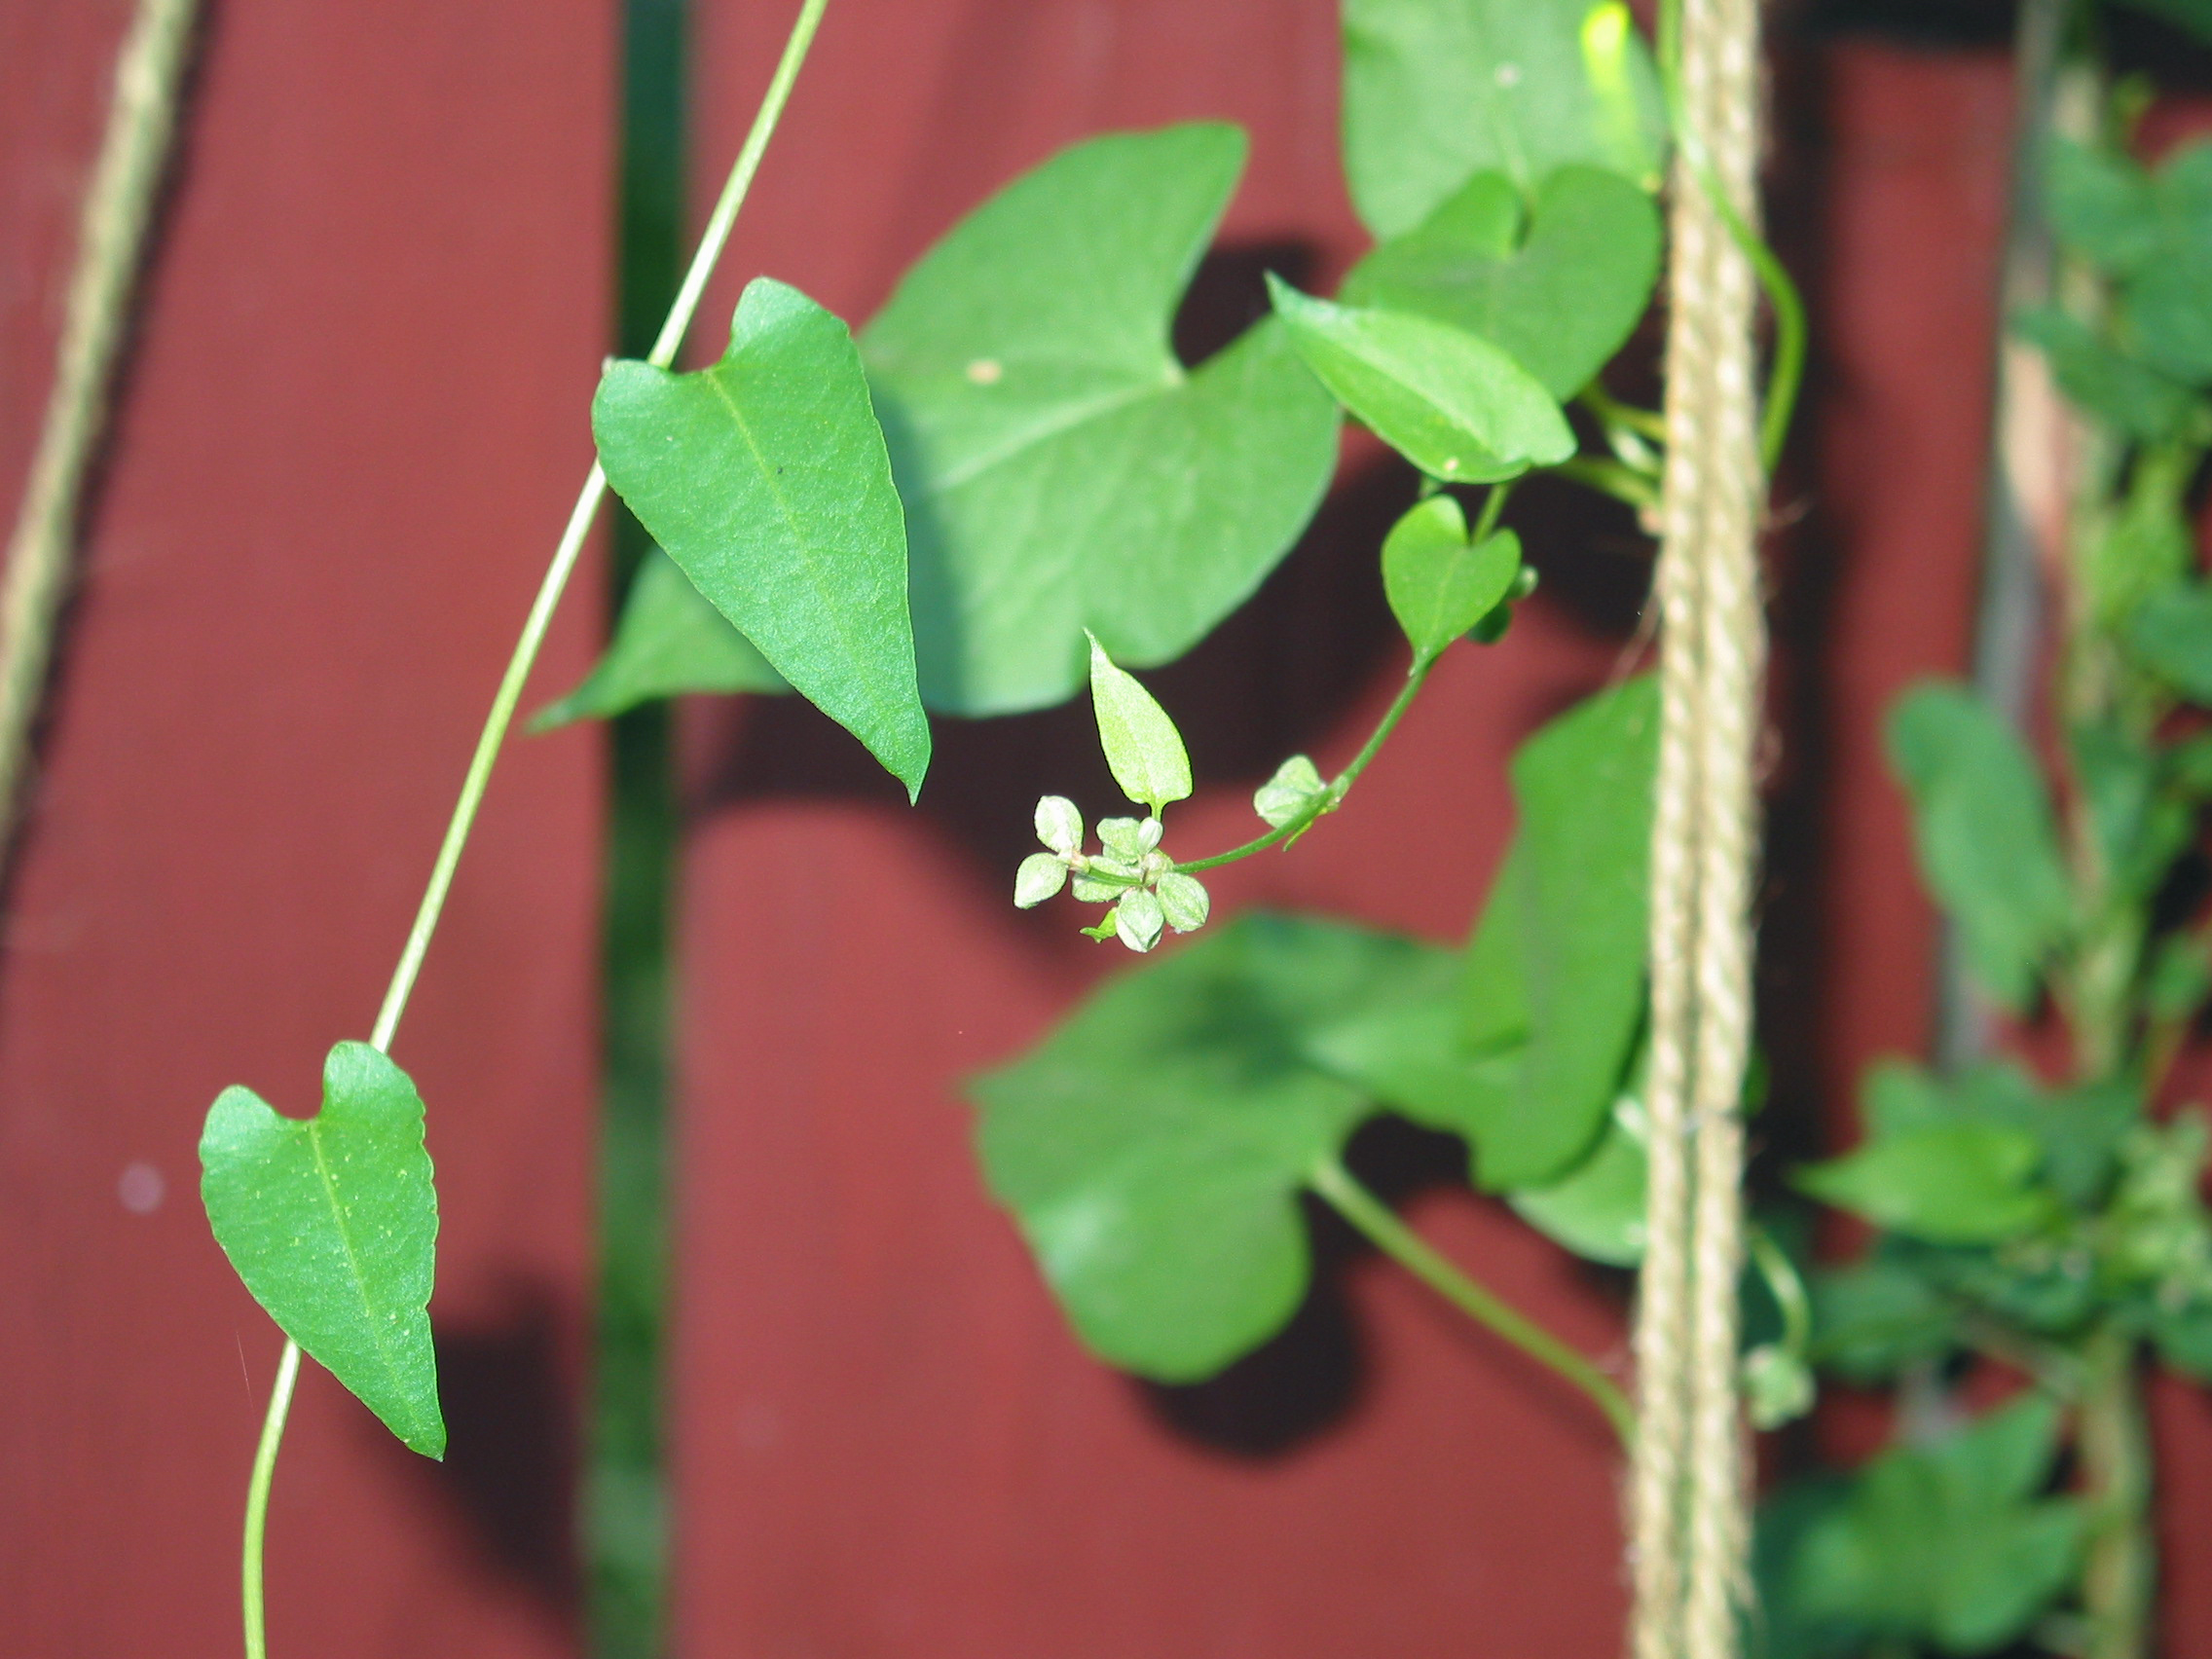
top-left (0, 1), bottom-right (613, 1653)
top-left (673, 4), bottom-right (1632, 1654)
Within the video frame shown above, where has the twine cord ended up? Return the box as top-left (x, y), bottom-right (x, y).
top-left (0, 0), bottom-right (201, 850)
top-left (1632, 0), bottom-right (1770, 1656)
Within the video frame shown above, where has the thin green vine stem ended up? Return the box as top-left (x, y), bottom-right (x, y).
top-left (1306, 1154), bottom-right (1637, 1446)
top-left (1654, 0), bottom-right (1806, 471)
top-left (1170, 481), bottom-right (1515, 876)
top-left (241, 1337), bottom-right (300, 1659)
top-left (240, 4), bottom-right (836, 1653)
top-left (1171, 655), bottom-right (1436, 875)
top-left (371, 0), bottom-right (831, 1052)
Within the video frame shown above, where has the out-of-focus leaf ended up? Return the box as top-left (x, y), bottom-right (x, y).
top-left (2047, 137), bottom-right (2160, 273)
top-left (2071, 720), bottom-right (2192, 908)
top-left (2013, 306), bottom-right (2197, 444)
top-left (1777, 1396), bottom-right (2084, 1656)
top-left (535, 550), bottom-right (787, 728)
top-left (1796, 1123), bottom-right (2058, 1245)
top-left (1506, 1107), bottom-right (1647, 1266)
top-left (2120, 144), bottom-right (2212, 382)
top-left (863, 124), bottom-right (1339, 716)
top-left (1864, 1056), bottom-right (2139, 1212)
top-left (1344, 165), bottom-right (1662, 398)
top-left (2113, 0), bottom-right (2212, 40)
top-left (1810, 1252), bottom-right (1957, 1383)
top-left (2128, 581), bottom-right (2212, 704)
top-left (2047, 137), bottom-right (2212, 383)
top-left (1886, 682), bottom-right (2073, 1010)
top-left (1342, 0), bottom-right (1665, 239)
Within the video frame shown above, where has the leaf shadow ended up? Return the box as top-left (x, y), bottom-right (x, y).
top-left (380, 1276), bottom-right (582, 1629)
top-left (1139, 1115), bottom-right (1627, 1460)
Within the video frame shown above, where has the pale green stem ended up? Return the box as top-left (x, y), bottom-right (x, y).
top-left (1549, 455), bottom-right (1659, 512)
top-left (2080, 1328), bottom-right (2155, 1659)
top-left (1746, 1225), bottom-right (1810, 1358)
top-left (372, 0), bottom-right (830, 1051)
top-left (1307, 1154), bottom-right (1637, 1447)
top-left (241, 1337), bottom-right (300, 1659)
top-left (1653, 0), bottom-right (1805, 470)
top-left (1168, 482), bottom-right (1515, 876)
top-left (240, 2), bottom-right (835, 1652)
top-left (1172, 658), bottom-right (1435, 875)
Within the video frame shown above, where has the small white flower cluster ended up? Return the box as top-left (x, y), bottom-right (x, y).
top-left (1014, 794), bottom-right (1210, 952)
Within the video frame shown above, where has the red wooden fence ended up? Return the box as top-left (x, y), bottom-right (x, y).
top-left (1, 2), bottom-right (608, 1653)
top-left (7, 5), bottom-right (2211, 1657)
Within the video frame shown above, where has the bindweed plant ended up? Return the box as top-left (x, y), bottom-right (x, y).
top-left (188, 0), bottom-right (1782, 1648)
top-left (192, 0), bottom-right (2212, 1654)
top-left (190, 0), bottom-right (1793, 1648)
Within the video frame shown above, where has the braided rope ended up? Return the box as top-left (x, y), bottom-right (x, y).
top-left (1629, 128), bottom-right (1714, 1659)
top-left (1634, 1), bottom-right (1768, 1655)
top-left (0, 0), bottom-right (200, 849)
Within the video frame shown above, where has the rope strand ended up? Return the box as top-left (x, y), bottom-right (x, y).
top-left (1633, 1), bottom-right (1769, 1654)
top-left (0, 0), bottom-right (201, 851)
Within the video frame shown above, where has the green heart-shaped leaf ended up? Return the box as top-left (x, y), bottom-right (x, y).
top-left (593, 276), bottom-right (929, 798)
top-left (535, 549), bottom-right (787, 728)
top-left (1343, 0), bottom-right (1665, 240)
top-left (200, 1043), bottom-right (444, 1457)
top-left (1269, 278), bottom-right (1573, 482)
top-left (864, 124), bottom-right (1339, 716)
top-left (1381, 495), bottom-right (1523, 659)
top-left (972, 913), bottom-right (1437, 1382)
top-left (1343, 166), bottom-right (1662, 399)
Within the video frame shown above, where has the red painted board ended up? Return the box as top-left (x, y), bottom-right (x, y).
top-left (0, 2), bottom-right (611, 1653)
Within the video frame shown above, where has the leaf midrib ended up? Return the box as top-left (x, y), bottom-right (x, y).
top-left (700, 364), bottom-right (884, 722)
top-left (304, 1116), bottom-right (415, 1425)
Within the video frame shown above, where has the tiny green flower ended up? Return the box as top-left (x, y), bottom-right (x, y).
top-left (1034, 795), bottom-right (1083, 855)
top-left (1156, 870), bottom-right (1210, 933)
top-left (1114, 887), bottom-right (1165, 952)
top-left (1014, 853), bottom-right (1068, 908)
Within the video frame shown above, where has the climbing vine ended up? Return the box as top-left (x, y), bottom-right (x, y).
top-left (142, 0), bottom-right (2212, 1656)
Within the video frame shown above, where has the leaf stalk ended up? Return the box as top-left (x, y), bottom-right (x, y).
top-left (1307, 1154), bottom-right (1636, 1446)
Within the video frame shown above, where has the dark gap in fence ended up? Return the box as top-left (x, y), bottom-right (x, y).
top-left (590, 0), bottom-right (688, 1654)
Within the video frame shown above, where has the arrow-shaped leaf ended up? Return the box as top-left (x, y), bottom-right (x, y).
top-left (864, 124), bottom-right (1341, 716)
top-left (593, 276), bottom-right (929, 799)
top-left (200, 1042), bottom-right (444, 1457)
